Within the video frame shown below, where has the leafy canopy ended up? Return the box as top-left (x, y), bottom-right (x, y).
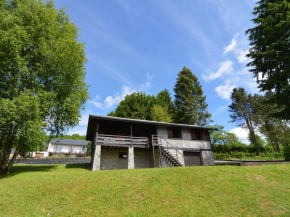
top-left (0, 0), bottom-right (88, 173)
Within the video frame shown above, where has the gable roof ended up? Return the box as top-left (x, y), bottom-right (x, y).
top-left (50, 139), bottom-right (89, 146)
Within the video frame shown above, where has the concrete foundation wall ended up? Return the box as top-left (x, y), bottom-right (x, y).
top-left (201, 151), bottom-right (215, 165)
top-left (100, 148), bottom-right (128, 170)
top-left (134, 150), bottom-right (152, 169)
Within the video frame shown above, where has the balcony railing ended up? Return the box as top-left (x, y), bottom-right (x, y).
top-left (97, 134), bottom-right (149, 147)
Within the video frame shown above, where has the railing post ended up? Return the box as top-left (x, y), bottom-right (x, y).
top-left (152, 138), bottom-right (155, 168)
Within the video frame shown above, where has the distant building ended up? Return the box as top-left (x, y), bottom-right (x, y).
top-left (47, 139), bottom-right (89, 154)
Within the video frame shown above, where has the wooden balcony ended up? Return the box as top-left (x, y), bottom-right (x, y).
top-left (97, 134), bottom-right (149, 148)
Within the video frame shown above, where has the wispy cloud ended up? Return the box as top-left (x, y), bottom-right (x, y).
top-left (89, 86), bottom-right (135, 110)
top-left (91, 59), bottom-right (134, 87)
top-left (215, 83), bottom-right (237, 100)
top-left (212, 104), bottom-right (229, 117)
top-left (224, 34), bottom-right (239, 54)
top-left (224, 34), bottom-right (250, 64)
top-left (203, 60), bottom-right (233, 81)
top-left (141, 73), bottom-right (155, 89)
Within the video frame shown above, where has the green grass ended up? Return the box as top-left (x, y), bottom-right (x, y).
top-left (1, 164), bottom-right (290, 217)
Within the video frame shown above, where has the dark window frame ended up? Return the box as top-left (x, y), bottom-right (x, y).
top-left (168, 128), bottom-right (182, 139)
top-left (119, 152), bottom-right (128, 159)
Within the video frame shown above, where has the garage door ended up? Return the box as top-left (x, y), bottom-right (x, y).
top-left (184, 152), bottom-right (202, 166)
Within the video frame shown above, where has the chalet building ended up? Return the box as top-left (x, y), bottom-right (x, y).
top-left (86, 115), bottom-right (216, 171)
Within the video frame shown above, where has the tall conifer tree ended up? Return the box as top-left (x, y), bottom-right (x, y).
top-left (246, 0), bottom-right (290, 119)
top-left (173, 67), bottom-right (211, 126)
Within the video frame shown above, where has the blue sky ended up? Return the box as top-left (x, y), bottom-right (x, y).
top-left (54, 0), bottom-right (259, 143)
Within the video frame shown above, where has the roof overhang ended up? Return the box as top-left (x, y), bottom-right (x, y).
top-left (86, 115), bottom-right (218, 141)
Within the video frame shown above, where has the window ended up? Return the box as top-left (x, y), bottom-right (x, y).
top-left (191, 130), bottom-right (204, 140)
top-left (168, 128), bottom-right (182, 139)
top-left (81, 147), bottom-right (86, 152)
top-left (69, 146), bottom-right (74, 152)
top-left (119, 152), bottom-right (128, 159)
top-left (54, 145), bottom-right (62, 152)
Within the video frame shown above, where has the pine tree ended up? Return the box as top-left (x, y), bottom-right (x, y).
top-left (173, 67), bottom-right (211, 126)
top-left (246, 0), bottom-right (290, 119)
top-left (156, 89), bottom-right (175, 121)
top-left (228, 88), bottom-right (261, 155)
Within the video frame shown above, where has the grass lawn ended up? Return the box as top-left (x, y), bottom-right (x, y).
top-left (0, 164), bottom-right (290, 216)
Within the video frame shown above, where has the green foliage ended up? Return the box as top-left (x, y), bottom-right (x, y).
top-left (248, 133), bottom-right (265, 150)
top-left (210, 124), bottom-right (242, 147)
top-left (173, 67), bottom-right (211, 126)
top-left (62, 134), bottom-right (86, 140)
top-left (229, 88), bottom-right (261, 154)
top-left (156, 89), bottom-right (175, 117)
top-left (108, 89), bottom-right (176, 123)
top-left (151, 105), bottom-right (172, 122)
top-left (0, 0), bottom-right (88, 173)
top-left (109, 92), bottom-right (155, 120)
top-left (213, 152), bottom-right (284, 161)
top-left (246, 0), bottom-right (290, 119)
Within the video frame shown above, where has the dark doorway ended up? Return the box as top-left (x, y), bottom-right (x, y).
top-left (184, 152), bottom-right (202, 166)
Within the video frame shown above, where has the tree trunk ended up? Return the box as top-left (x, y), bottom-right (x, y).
top-left (3, 149), bottom-right (20, 174)
top-left (245, 117), bottom-right (260, 155)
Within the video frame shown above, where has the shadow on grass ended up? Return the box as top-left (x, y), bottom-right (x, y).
top-left (0, 165), bottom-right (57, 180)
top-left (65, 163), bottom-right (90, 170)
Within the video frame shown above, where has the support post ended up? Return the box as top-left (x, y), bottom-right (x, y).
top-left (92, 123), bottom-right (101, 171)
top-left (130, 125), bottom-right (132, 148)
top-left (128, 147), bottom-right (134, 169)
top-left (152, 136), bottom-right (156, 168)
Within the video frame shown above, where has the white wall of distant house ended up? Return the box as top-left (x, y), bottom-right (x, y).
top-left (47, 143), bottom-right (87, 153)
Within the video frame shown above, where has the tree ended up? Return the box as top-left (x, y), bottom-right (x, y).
top-left (228, 88), bottom-right (261, 155)
top-left (108, 92), bottom-right (155, 120)
top-left (0, 0), bottom-right (88, 174)
top-left (156, 89), bottom-right (175, 118)
top-left (246, 0), bottom-right (290, 119)
top-left (173, 67), bottom-right (211, 126)
top-left (250, 93), bottom-right (282, 152)
top-left (151, 105), bottom-right (172, 122)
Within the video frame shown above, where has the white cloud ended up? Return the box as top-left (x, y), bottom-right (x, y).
top-left (224, 34), bottom-right (239, 54)
top-left (141, 73), bottom-right (155, 89)
top-left (237, 50), bottom-right (249, 64)
top-left (229, 127), bottom-right (250, 144)
top-left (203, 60), bottom-right (233, 81)
top-left (224, 34), bottom-right (250, 64)
top-left (89, 86), bottom-right (135, 110)
top-left (215, 83), bottom-right (236, 100)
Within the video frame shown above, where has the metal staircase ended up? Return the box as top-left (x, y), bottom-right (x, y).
top-left (152, 135), bottom-right (186, 168)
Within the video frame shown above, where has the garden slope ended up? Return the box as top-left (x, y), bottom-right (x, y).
top-left (0, 164), bottom-right (289, 216)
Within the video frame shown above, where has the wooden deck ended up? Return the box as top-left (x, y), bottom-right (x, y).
top-left (97, 134), bottom-right (149, 148)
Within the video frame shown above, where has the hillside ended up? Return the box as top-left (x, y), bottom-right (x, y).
top-left (0, 164), bottom-right (289, 216)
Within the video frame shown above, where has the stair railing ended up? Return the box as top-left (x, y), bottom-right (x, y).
top-left (152, 135), bottom-right (187, 167)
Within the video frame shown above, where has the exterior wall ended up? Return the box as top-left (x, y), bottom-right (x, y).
top-left (157, 126), bottom-right (215, 166)
top-left (47, 143), bottom-right (87, 153)
top-left (134, 150), bottom-right (152, 169)
top-left (157, 126), bottom-right (211, 149)
top-left (100, 148), bottom-right (128, 170)
top-left (201, 151), bottom-right (215, 165)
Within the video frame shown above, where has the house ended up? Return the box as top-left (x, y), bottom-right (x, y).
top-left (47, 139), bottom-right (89, 154)
top-left (86, 115), bottom-right (216, 171)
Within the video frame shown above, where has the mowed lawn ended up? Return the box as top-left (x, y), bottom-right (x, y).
top-left (0, 164), bottom-right (290, 216)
